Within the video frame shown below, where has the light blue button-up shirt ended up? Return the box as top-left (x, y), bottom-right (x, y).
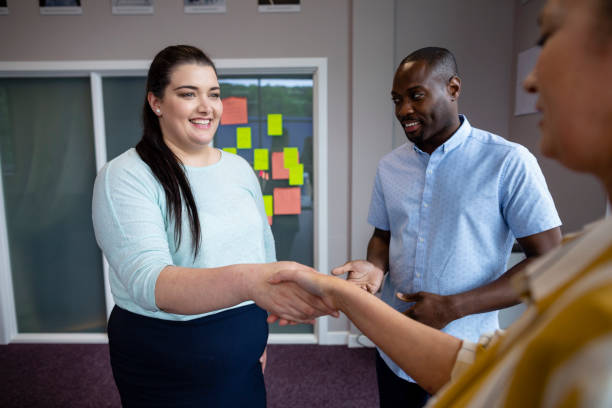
top-left (368, 116), bottom-right (561, 381)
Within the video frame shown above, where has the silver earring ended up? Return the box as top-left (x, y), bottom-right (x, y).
top-left (156, 108), bottom-right (161, 113)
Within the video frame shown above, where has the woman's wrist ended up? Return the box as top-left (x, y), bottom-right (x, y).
top-left (238, 264), bottom-right (264, 302)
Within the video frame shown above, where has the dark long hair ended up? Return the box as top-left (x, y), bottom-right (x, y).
top-left (136, 45), bottom-right (217, 258)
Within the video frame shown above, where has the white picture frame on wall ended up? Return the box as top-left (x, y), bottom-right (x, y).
top-left (112, 0), bottom-right (154, 15)
top-left (184, 0), bottom-right (226, 14)
top-left (39, 0), bottom-right (82, 15)
top-left (258, 0), bottom-right (300, 13)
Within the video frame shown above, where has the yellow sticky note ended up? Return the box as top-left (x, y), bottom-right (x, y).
top-left (253, 148), bottom-right (269, 170)
top-left (236, 127), bottom-right (252, 149)
top-left (283, 147), bottom-right (299, 168)
top-left (288, 163), bottom-right (304, 186)
top-left (222, 147), bottom-right (237, 154)
top-left (267, 114), bottom-right (283, 136)
top-left (263, 195), bottom-right (273, 217)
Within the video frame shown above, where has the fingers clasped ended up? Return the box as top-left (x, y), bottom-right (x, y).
top-left (263, 266), bottom-right (339, 325)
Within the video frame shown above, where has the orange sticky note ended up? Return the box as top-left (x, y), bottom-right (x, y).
top-left (271, 152), bottom-right (289, 180)
top-left (221, 97), bottom-right (248, 125)
top-left (273, 187), bottom-right (301, 215)
top-left (267, 216), bottom-right (273, 225)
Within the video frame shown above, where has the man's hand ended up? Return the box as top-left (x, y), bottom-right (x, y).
top-left (332, 260), bottom-right (385, 294)
top-left (397, 291), bottom-right (460, 330)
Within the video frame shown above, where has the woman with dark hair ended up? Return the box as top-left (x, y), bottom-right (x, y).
top-left (92, 45), bottom-right (334, 407)
top-left (271, 0), bottom-right (612, 405)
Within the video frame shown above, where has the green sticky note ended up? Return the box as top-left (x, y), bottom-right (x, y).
top-left (236, 127), bottom-right (252, 149)
top-left (222, 147), bottom-right (237, 154)
top-left (288, 164), bottom-right (304, 186)
top-left (267, 114), bottom-right (283, 136)
top-left (253, 148), bottom-right (269, 170)
top-left (283, 147), bottom-right (299, 168)
top-left (263, 195), bottom-right (273, 217)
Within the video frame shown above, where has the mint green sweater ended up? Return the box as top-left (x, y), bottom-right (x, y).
top-left (92, 149), bottom-right (276, 320)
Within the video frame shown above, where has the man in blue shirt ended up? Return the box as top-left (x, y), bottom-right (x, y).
top-left (333, 47), bottom-right (562, 408)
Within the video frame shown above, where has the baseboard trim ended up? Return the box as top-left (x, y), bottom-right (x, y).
top-left (268, 333), bottom-right (317, 344)
top-left (12, 333), bottom-right (108, 344)
top-left (318, 330), bottom-right (348, 345)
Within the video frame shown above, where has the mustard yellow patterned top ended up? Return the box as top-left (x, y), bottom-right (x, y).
top-left (427, 216), bottom-right (612, 407)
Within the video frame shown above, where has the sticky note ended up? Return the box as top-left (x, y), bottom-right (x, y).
top-left (271, 151), bottom-right (289, 179)
top-left (236, 127), bottom-right (252, 149)
top-left (263, 195), bottom-right (273, 216)
top-left (273, 187), bottom-right (301, 215)
top-left (253, 149), bottom-right (269, 170)
top-left (283, 147), bottom-right (299, 168)
top-left (220, 96), bottom-right (248, 125)
top-left (222, 147), bottom-right (237, 154)
top-left (267, 216), bottom-right (273, 225)
top-left (267, 114), bottom-right (283, 136)
top-left (288, 163), bottom-right (304, 186)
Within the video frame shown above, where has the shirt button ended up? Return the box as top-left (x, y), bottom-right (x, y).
top-left (423, 203), bottom-right (428, 208)
top-left (419, 237), bottom-right (424, 242)
top-left (416, 273), bottom-right (421, 278)
top-left (427, 170), bottom-right (432, 175)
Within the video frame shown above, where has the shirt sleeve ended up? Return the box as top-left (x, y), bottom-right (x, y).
top-left (92, 160), bottom-right (173, 312)
top-left (500, 146), bottom-right (561, 238)
top-left (367, 165), bottom-right (390, 231)
top-left (451, 330), bottom-right (505, 381)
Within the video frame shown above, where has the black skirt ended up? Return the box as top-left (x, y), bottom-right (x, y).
top-left (107, 303), bottom-right (268, 407)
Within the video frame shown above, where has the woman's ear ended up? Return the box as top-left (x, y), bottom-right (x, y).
top-left (448, 75), bottom-right (461, 101)
top-left (147, 92), bottom-right (162, 116)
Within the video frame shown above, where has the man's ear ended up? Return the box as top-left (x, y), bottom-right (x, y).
top-left (147, 92), bottom-right (161, 115)
top-left (448, 75), bottom-right (461, 101)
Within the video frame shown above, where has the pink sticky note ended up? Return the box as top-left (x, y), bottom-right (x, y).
top-left (273, 187), bottom-right (301, 215)
top-left (221, 97), bottom-right (248, 125)
top-left (271, 152), bottom-right (289, 180)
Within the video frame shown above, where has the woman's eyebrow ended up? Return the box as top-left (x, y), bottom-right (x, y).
top-left (173, 85), bottom-right (198, 91)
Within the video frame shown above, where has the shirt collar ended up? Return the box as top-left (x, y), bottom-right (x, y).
top-left (411, 114), bottom-right (471, 156)
top-left (441, 115), bottom-right (470, 154)
top-left (519, 216), bottom-right (612, 303)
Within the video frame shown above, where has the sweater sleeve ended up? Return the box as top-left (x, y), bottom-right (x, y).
top-left (92, 158), bottom-right (173, 312)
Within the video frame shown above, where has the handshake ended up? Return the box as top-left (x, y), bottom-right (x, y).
top-left (255, 260), bottom-right (385, 325)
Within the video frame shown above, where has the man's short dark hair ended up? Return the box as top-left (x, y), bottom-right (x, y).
top-left (400, 47), bottom-right (458, 80)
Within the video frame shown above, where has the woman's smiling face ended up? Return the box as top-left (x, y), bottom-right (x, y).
top-left (151, 63), bottom-right (223, 156)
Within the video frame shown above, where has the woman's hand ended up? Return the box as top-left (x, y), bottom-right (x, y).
top-left (266, 265), bottom-right (341, 324)
top-left (249, 262), bottom-right (339, 325)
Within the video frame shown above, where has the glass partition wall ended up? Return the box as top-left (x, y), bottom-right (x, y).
top-left (0, 59), bottom-right (328, 344)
